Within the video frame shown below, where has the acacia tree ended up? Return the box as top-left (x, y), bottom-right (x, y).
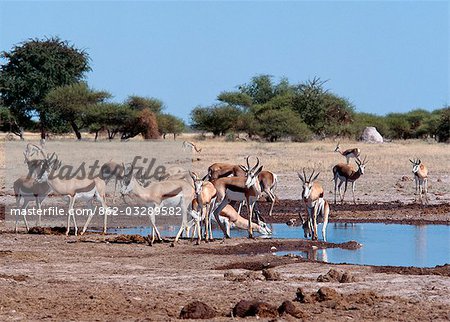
top-left (44, 82), bottom-right (110, 140)
top-left (0, 37), bottom-right (90, 139)
top-left (157, 113), bottom-right (185, 139)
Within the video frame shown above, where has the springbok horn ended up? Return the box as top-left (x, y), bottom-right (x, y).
top-left (312, 171), bottom-right (320, 182)
top-left (250, 156), bottom-right (260, 172)
top-left (302, 168), bottom-right (307, 182)
top-left (245, 156), bottom-right (250, 170)
top-left (309, 169), bottom-right (315, 182)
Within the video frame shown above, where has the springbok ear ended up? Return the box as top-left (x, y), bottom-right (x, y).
top-left (201, 174), bottom-right (209, 181)
top-left (297, 172), bottom-right (305, 182)
top-left (255, 165), bottom-right (263, 176)
top-left (409, 159), bottom-right (414, 164)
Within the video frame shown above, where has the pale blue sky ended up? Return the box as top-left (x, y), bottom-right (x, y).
top-left (1, 1), bottom-right (448, 122)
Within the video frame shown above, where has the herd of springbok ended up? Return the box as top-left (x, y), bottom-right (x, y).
top-left (12, 141), bottom-right (429, 243)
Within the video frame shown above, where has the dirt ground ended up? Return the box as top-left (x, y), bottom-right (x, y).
top-left (0, 202), bottom-right (449, 321)
top-left (1, 138), bottom-right (449, 321)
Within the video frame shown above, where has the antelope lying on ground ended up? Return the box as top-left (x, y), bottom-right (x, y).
top-left (410, 158), bottom-right (429, 204)
top-left (298, 169), bottom-right (329, 241)
top-left (332, 156), bottom-right (368, 204)
top-left (188, 203), bottom-right (271, 239)
top-left (334, 143), bottom-right (361, 164)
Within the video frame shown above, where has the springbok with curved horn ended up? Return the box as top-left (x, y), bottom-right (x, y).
top-left (13, 143), bottom-right (52, 231)
top-left (334, 142), bottom-right (361, 164)
top-left (332, 156), bottom-right (368, 204)
top-left (211, 156), bottom-right (264, 238)
top-left (298, 169), bottom-right (329, 241)
top-left (409, 158), bottom-right (429, 204)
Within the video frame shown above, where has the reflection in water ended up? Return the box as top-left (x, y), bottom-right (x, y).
top-left (109, 223), bottom-right (450, 268)
top-left (415, 225), bottom-right (427, 267)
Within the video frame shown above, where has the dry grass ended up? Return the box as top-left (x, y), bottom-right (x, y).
top-left (1, 134), bottom-right (449, 204)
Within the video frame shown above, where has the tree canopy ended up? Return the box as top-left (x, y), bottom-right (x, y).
top-left (0, 37), bottom-right (91, 138)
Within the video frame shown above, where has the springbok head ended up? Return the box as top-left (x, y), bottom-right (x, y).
top-left (239, 156), bottom-right (263, 188)
top-left (120, 163), bottom-right (135, 195)
top-left (189, 171), bottom-right (208, 196)
top-left (297, 168), bottom-right (320, 201)
top-left (297, 211), bottom-right (312, 239)
top-left (355, 156), bottom-right (368, 174)
top-left (36, 152), bottom-right (60, 183)
top-left (409, 158), bottom-right (422, 174)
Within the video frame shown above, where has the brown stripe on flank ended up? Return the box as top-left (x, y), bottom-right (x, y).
top-left (162, 187), bottom-right (183, 198)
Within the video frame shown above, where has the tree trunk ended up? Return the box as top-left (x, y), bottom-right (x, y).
top-left (70, 120), bottom-right (82, 140)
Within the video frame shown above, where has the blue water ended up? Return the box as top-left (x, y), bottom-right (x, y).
top-left (108, 223), bottom-right (450, 268)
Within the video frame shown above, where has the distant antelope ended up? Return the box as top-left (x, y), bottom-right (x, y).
top-left (409, 158), bottom-right (429, 204)
top-left (182, 141), bottom-right (202, 153)
top-left (332, 156), bottom-right (368, 204)
top-left (298, 169), bottom-right (329, 241)
top-left (334, 143), bottom-right (361, 164)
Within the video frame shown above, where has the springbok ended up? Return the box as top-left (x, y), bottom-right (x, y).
top-left (409, 158), bottom-right (429, 204)
top-left (13, 144), bottom-right (52, 230)
top-left (182, 141), bottom-right (202, 153)
top-left (100, 160), bottom-right (125, 203)
top-left (120, 165), bottom-right (195, 245)
top-left (207, 162), bottom-right (246, 180)
top-left (36, 153), bottom-right (110, 236)
top-left (211, 156), bottom-right (263, 238)
top-left (258, 170), bottom-right (278, 217)
top-left (332, 156), bottom-right (368, 204)
top-left (188, 203), bottom-right (271, 239)
top-left (190, 172), bottom-right (217, 241)
top-left (298, 169), bottom-right (329, 241)
top-left (334, 143), bottom-right (361, 164)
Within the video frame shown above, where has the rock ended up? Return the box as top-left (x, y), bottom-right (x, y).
top-left (295, 287), bottom-right (314, 303)
top-left (318, 269), bottom-right (358, 283)
top-left (233, 300), bottom-right (278, 318)
top-left (278, 300), bottom-right (307, 319)
top-left (262, 268), bottom-right (281, 281)
top-left (316, 287), bottom-right (341, 302)
top-left (180, 301), bottom-right (217, 319)
top-left (317, 269), bottom-right (342, 282)
top-left (340, 272), bottom-right (358, 283)
top-left (360, 127), bottom-right (383, 143)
